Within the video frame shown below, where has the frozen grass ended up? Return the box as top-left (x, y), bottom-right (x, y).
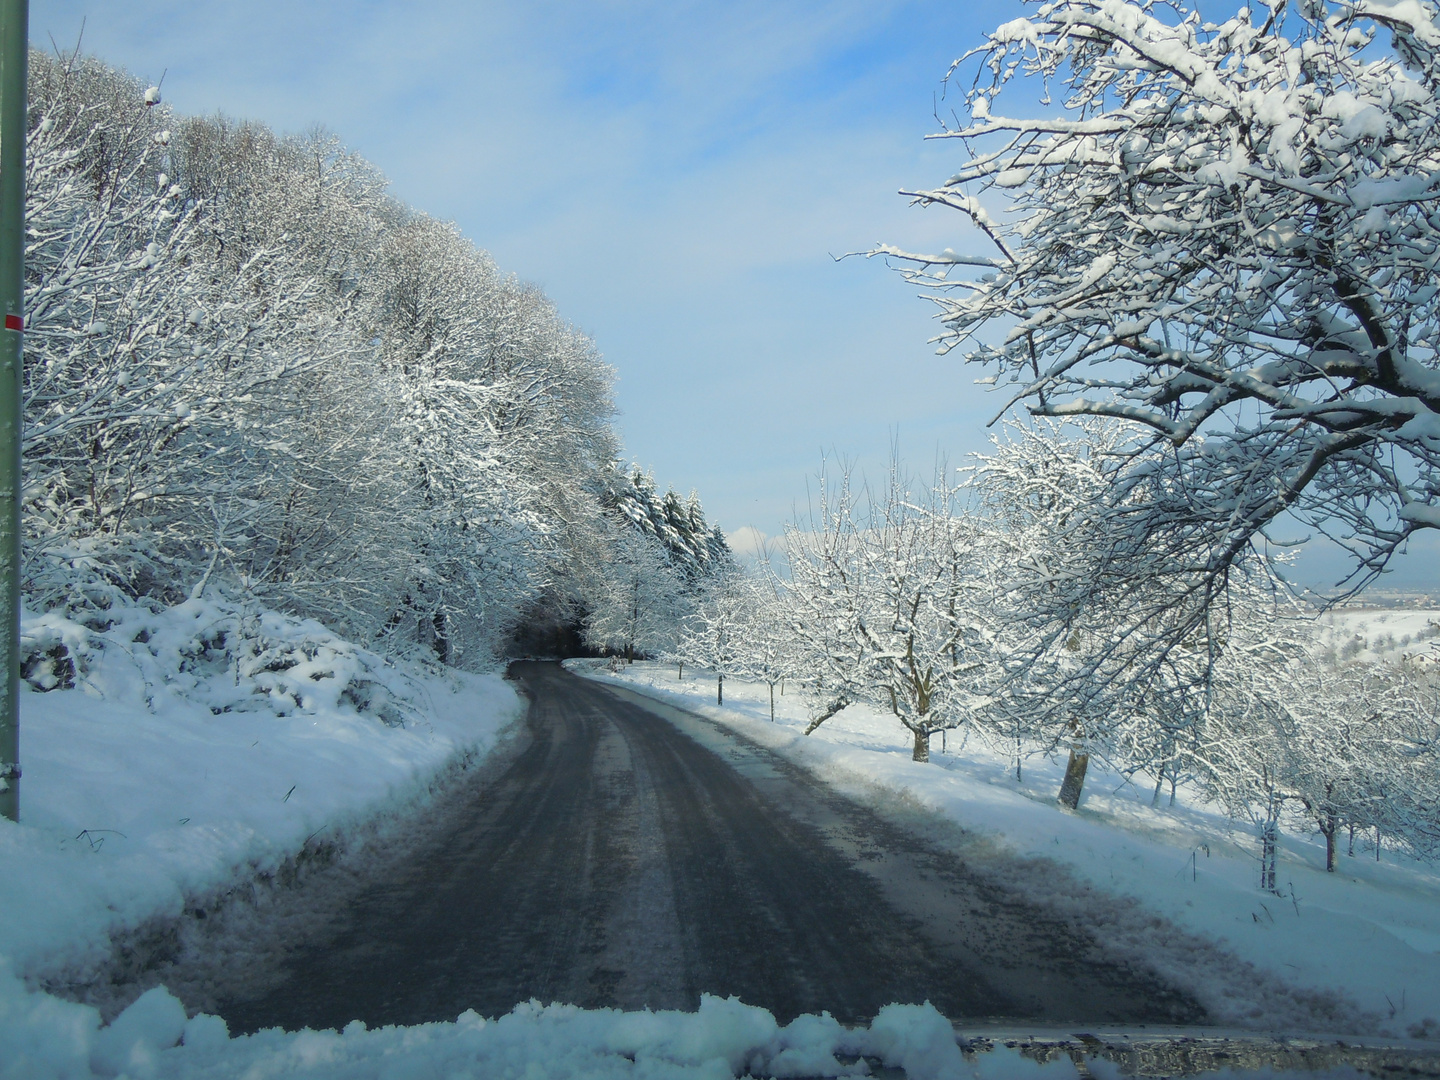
top-left (574, 660), bottom-right (1440, 1040)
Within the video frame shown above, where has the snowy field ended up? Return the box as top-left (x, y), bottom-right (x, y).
top-left (573, 660), bottom-right (1440, 1043)
top-left (1316, 607), bottom-right (1440, 665)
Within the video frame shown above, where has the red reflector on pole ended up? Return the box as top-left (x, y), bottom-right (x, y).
top-left (3, 315), bottom-right (19, 331)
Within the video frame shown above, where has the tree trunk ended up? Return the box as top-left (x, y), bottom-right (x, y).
top-left (629, 584), bottom-right (640, 666)
top-left (769, 682), bottom-right (774, 721)
top-left (717, 673), bottom-right (723, 705)
top-left (912, 727), bottom-right (929, 762)
top-left (420, 611), bottom-right (449, 665)
top-left (1057, 750), bottom-right (1089, 809)
top-left (677, 662), bottom-right (683, 680)
top-left (1260, 818), bottom-right (1278, 892)
top-left (803, 696), bottom-right (848, 736)
top-left (434, 613), bottom-right (450, 665)
top-left (1317, 811), bottom-right (1338, 872)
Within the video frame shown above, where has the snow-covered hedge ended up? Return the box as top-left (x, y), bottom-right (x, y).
top-left (21, 598), bottom-right (415, 727)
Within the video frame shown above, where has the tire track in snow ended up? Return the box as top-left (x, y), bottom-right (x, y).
top-left (209, 661), bottom-right (1203, 1031)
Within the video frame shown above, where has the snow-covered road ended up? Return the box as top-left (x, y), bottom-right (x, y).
top-left (213, 661), bottom-right (1203, 1032)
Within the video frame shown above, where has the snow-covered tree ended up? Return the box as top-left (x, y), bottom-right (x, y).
top-left (973, 424), bottom-right (1190, 802)
top-left (882, 0), bottom-right (1440, 612)
top-left (730, 570), bottom-right (794, 721)
top-left (1228, 648), bottom-right (1440, 873)
top-left (602, 465), bottom-right (732, 581)
top-left (580, 528), bottom-right (689, 662)
top-left (20, 48), bottom-right (634, 670)
top-left (156, 117), bottom-right (401, 633)
top-left (785, 459), bottom-right (995, 761)
top-left (971, 421), bottom-right (1315, 808)
top-left (23, 52), bottom-right (338, 610)
top-left (578, 463), bottom-right (734, 663)
top-left (968, 423), bottom-right (1439, 865)
top-left (675, 568), bottom-right (751, 704)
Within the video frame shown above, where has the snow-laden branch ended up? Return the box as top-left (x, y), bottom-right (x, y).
top-left (884, 0), bottom-right (1440, 589)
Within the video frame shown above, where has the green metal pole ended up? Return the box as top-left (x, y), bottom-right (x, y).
top-left (0, 0), bottom-right (26, 823)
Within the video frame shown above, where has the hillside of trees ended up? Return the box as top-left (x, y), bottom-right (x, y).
top-left (20, 48), bottom-right (726, 668)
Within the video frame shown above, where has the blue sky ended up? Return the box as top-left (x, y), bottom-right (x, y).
top-left (29, 0), bottom-right (1436, 592)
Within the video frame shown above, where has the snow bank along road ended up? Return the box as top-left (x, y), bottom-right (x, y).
top-left (218, 661), bottom-right (1202, 1032)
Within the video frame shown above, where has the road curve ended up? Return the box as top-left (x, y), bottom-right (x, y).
top-left (218, 661), bottom-right (1202, 1032)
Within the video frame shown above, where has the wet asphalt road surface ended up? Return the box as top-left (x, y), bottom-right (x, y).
top-left (218, 662), bottom-right (1203, 1032)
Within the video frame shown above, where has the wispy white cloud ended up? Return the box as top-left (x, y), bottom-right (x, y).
top-left (722, 525), bottom-right (772, 560)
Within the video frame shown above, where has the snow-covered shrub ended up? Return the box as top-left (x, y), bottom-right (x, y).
top-left (17, 611), bottom-right (88, 692)
top-left (19, 598), bottom-right (418, 727)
